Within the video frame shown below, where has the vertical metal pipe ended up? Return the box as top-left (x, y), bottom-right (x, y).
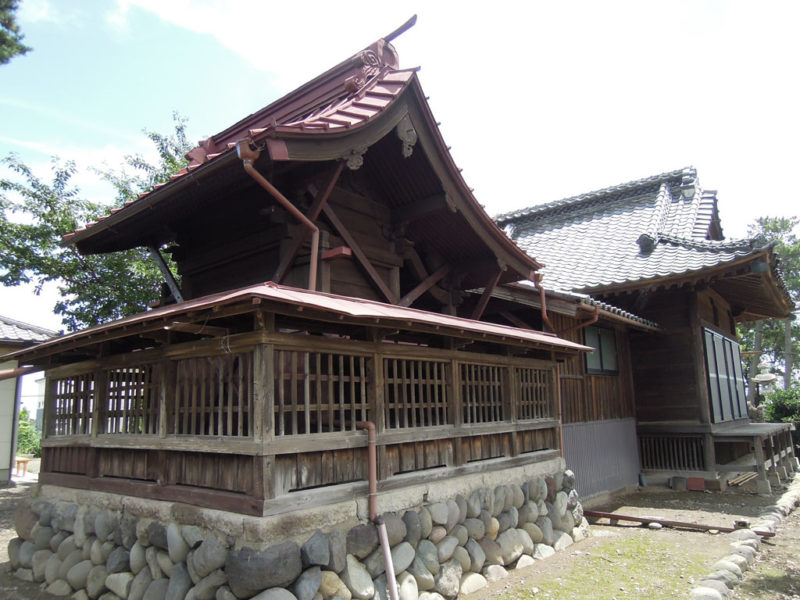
top-left (376, 516), bottom-right (399, 600)
top-left (533, 274), bottom-right (556, 333)
top-left (237, 139), bottom-right (320, 291)
top-left (356, 421), bottom-right (398, 600)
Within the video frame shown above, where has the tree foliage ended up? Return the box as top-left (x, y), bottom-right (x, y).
top-left (0, 0), bottom-right (31, 65)
top-left (0, 114), bottom-right (192, 331)
top-left (763, 386), bottom-right (800, 444)
top-left (738, 216), bottom-right (800, 386)
top-left (15, 407), bottom-right (40, 457)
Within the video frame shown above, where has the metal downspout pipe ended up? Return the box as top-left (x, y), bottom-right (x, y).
top-left (236, 139), bottom-right (320, 291)
top-left (558, 307), bottom-right (599, 336)
top-left (532, 274), bottom-right (556, 333)
top-left (356, 421), bottom-right (399, 600)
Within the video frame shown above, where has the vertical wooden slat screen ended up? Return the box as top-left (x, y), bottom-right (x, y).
top-left (383, 358), bottom-right (449, 429)
top-left (273, 349), bottom-right (370, 435)
top-left (460, 363), bottom-right (506, 424)
top-left (50, 374), bottom-right (94, 436)
top-left (517, 366), bottom-right (554, 420)
top-left (639, 435), bottom-right (704, 471)
top-left (104, 364), bottom-right (159, 434)
top-left (173, 352), bottom-right (253, 437)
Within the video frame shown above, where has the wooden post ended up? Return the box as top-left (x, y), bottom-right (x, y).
top-left (689, 292), bottom-right (712, 424)
top-left (753, 436), bottom-right (772, 495)
top-left (92, 369), bottom-right (106, 438)
top-left (450, 358), bottom-right (464, 466)
top-left (506, 361), bottom-right (519, 457)
top-left (369, 347), bottom-right (387, 479)
top-left (702, 433), bottom-right (715, 473)
top-left (254, 343), bottom-right (275, 501)
top-left (553, 365), bottom-right (563, 455)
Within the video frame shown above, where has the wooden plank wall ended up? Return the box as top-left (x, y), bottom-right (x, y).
top-left (629, 289), bottom-right (703, 423)
top-left (551, 313), bottom-right (635, 424)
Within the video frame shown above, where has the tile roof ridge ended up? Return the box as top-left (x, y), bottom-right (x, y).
top-left (495, 166), bottom-right (696, 224)
top-left (656, 232), bottom-right (769, 252)
top-left (0, 314), bottom-right (59, 337)
top-left (637, 183), bottom-right (673, 253)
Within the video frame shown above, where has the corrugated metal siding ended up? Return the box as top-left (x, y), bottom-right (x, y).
top-left (563, 418), bottom-right (640, 498)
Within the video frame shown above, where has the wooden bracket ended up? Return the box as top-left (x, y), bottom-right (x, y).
top-left (272, 161), bottom-right (344, 284)
top-left (322, 203), bottom-right (398, 304)
top-left (398, 264), bottom-right (450, 307)
top-left (471, 270), bottom-right (503, 321)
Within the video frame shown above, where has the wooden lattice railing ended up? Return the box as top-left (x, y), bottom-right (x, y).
top-left (40, 332), bottom-right (562, 514)
top-left (639, 434), bottom-right (705, 471)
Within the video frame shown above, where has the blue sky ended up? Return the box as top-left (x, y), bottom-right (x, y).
top-left (2, 0), bottom-right (800, 331)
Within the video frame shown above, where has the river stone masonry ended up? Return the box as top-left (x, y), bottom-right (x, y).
top-left (689, 474), bottom-right (800, 600)
top-left (8, 468), bottom-right (587, 599)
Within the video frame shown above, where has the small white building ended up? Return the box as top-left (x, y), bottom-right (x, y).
top-left (0, 316), bottom-right (57, 484)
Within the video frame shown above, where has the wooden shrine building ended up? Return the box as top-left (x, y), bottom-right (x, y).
top-left (4, 23), bottom-right (590, 516)
top-left (497, 167), bottom-right (797, 493)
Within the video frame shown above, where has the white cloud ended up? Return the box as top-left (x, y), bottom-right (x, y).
top-left (0, 97), bottom-right (144, 145)
top-left (17, 0), bottom-right (60, 24)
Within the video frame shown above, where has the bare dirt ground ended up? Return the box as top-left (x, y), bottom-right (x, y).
top-left (472, 480), bottom-right (800, 600)
top-left (0, 478), bottom-right (798, 599)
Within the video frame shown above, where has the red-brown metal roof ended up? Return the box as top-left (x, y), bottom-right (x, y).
top-left (61, 29), bottom-right (542, 279)
top-left (6, 282), bottom-right (590, 364)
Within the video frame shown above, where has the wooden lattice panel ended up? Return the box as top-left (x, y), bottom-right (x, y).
top-left (517, 367), bottom-right (554, 420)
top-left (460, 363), bottom-right (506, 424)
top-left (383, 358), bottom-right (449, 429)
top-left (51, 374), bottom-right (94, 436)
top-left (639, 435), bottom-right (705, 471)
top-left (104, 365), bottom-right (160, 435)
top-left (274, 350), bottom-right (369, 435)
top-left (173, 353), bottom-right (253, 437)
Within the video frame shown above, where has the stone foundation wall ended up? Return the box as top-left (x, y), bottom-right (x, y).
top-left (7, 466), bottom-right (587, 600)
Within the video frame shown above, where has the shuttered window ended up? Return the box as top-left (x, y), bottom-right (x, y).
top-left (703, 328), bottom-right (748, 423)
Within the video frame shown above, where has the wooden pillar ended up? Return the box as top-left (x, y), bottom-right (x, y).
top-left (253, 343), bottom-right (275, 501)
top-left (42, 376), bottom-right (56, 439)
top-left (554, 365), bottom-right (563, 455)
top-left (783, 429), bottom-right (797, 472)
top-left (506, 363), bottom-right (519, 457)
top-left (450, 358), bottom-right (464, 466)
top-left (369, 348), bottom-right (388, 480)
top-left (753, 436), bottom-right (771, 495)
top-left (702, 433), bottom-right (715, 473)
top-left (689, 292), bottom-right (712, 424)
top-left (786, 429), bottom-right (800, 471)
top-left (766, 434), bottom-right (784, 483)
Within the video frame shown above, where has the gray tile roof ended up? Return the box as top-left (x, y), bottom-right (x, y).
top-left (0, 315), bottom-right (58, 345)
top-left (495, 167), bottom-right (771, 294)
top-left (513, 281), bottom-right (661, 329)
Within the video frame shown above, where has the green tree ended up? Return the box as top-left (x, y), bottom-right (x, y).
top-left (0, 114), bottom-right (192, 330)
top-left (739, 216), bottom-right (800, 391)
top-left (15, 407), bottom-right (40, 457)
top-left (1, 0), bottom-right (31, 65)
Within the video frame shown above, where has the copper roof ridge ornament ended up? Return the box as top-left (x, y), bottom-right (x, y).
top-left (345, 15), bottom-right (416, 92)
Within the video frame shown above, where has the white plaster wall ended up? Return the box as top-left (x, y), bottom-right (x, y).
top-left (0, 352), bottom-right (19, 481)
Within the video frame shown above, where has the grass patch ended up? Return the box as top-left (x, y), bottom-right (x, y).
top-left (500, 530), bottom-right (724, 600)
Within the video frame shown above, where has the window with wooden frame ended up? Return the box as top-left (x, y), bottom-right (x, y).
top-left (584, 326), bottom-right (618, 375)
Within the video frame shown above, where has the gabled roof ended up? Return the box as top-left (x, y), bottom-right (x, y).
top-left (496, 168), bottom-right (794, 319)
top-left (0, 315), bottom-right (58, 347)
top-left (63, 19), bottom-right (541, 285)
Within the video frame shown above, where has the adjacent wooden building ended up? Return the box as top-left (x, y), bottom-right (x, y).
top-left (497, 167), bottom-right (797, 493)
